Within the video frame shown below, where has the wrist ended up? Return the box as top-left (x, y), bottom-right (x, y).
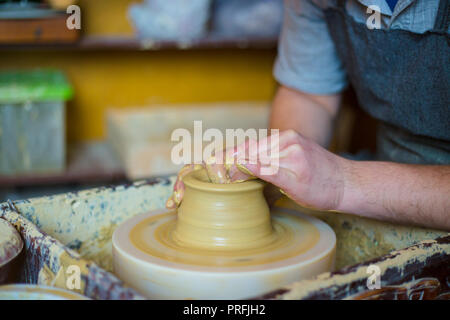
top-left (335, 158), bottom-right (363, 214)
top-left (336, 159), bottom-right (386, 217)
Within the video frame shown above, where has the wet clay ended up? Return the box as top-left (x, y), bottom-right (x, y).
top-left (128, 169), bottom-right (320, 267)
top-left (175, 169), bottom-right (273, 250)
top-left (130, 210), bottom-right (319, 267)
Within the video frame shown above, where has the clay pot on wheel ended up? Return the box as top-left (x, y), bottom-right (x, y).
top-left (112, 169), bottom-right (336, 299)
top-left (174, 169), bottom-right (274, 251)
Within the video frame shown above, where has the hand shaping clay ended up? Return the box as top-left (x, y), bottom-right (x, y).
top-left (113, 169), bottom-right (336, 299)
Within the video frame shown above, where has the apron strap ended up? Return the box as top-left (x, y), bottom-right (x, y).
top-left (433, 0), bottom-right (450, 32)
top-left (336, 0), bottom-right (347, 10)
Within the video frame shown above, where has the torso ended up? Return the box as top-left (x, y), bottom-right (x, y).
top-left (322, 0), bottom-right (450, 164)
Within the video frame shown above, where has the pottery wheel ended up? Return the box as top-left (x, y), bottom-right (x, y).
top-left (112, 207), bottom-right (336, 299)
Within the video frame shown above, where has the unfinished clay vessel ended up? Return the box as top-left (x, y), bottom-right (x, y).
top-left (174, 169), bottom-right (273, 250)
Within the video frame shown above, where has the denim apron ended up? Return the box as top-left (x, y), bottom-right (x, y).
top-left (324, 0), bottom-right (450, 164)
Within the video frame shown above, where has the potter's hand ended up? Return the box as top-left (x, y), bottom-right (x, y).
top-left (238, 130), bottom-right (348, 211)
top-left (166, 164), bottom-right (202, 210)
top-left (204, 146), bottom-right (254, 183)
top-left (165, 147), bottom-right (254, 210)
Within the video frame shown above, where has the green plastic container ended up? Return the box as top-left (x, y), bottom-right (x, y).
top-left (0, 69), bottom-right (73, 175)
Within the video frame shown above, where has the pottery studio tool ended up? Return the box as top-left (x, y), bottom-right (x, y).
top-left (112, 169), bottom-right (336, 299)
top-left (0, 218), bottom-right (23, 285)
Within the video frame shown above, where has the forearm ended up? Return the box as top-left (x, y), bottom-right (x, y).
top-left (339, 160), bottom-right (450, 230)
top-left (270, 86), bottom-right (341, 147)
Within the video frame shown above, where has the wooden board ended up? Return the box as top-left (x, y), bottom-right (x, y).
top-left (0, 14), bottom-right (80, 44)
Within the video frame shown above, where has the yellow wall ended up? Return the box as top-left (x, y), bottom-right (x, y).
top-left (78, 0), bottom-right (136, 36)
top-left (1, 1), bottom-right (278, 142)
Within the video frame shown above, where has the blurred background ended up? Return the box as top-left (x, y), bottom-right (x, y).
top-left (0, 0), bottom-right (375, 202)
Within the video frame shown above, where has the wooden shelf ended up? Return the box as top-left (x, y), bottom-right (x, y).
top-left (0, 34), bottom-right (278, 51)
top-left (0, 141), bottom-right (126, 187)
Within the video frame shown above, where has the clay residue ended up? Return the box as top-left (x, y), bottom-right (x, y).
top-left (1, 197), bottom-right (148, 300)
top-left (0, 218), bottom-right (23, 266)
top-left (276, 197), bottom-right (447, 270)
top-left (5, 176), bottom-right (175, 273)
top-left (38, 251), bottom-right (89, 296)
top-left (127, 210), bottom-right (322, 267)
top-left (271, 238), bottom-right (449, 300)
top-left (78, 224), bottom-right (118, 272)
